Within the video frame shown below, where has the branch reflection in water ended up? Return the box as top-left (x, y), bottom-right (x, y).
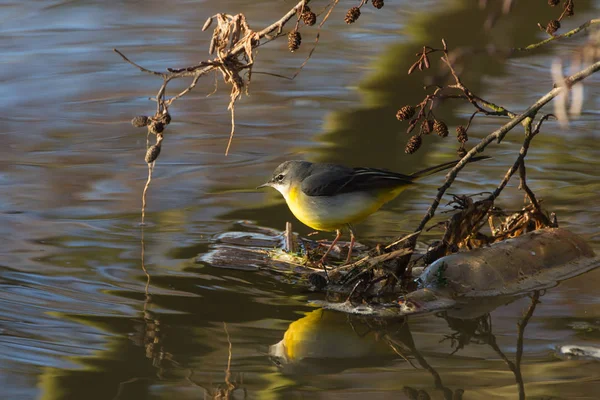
top-left (113, 229), bottom-right (165, 399)
top-left (115, 230), bottom-right (248, 399)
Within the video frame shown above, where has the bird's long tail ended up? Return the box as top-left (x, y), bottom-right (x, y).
top-left (409, 156), bottom-right (490, 180)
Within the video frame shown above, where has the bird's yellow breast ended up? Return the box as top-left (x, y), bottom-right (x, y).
top-left (283, 184), bottom-right (408, 232)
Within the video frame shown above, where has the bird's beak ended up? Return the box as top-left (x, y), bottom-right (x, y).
top-left (257, 182), bottom-right (271, 189)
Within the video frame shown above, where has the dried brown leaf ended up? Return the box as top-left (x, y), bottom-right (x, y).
top-left (202, 16), bottom-right (214, 32)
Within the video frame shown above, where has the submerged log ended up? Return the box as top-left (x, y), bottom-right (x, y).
top-left (322, 228), bottom-right (599, 317)
top-left (419, 227), bottom-right (594, 297)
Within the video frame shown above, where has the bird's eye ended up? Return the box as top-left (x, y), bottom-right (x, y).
top-left (275, 174), bottom-right (285, 182)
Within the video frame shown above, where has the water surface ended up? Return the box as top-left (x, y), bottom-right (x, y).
top-left (1, 0), bottom-right (600, 398)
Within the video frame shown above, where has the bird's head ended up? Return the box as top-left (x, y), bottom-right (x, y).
top-left (257, 160), bottom-right (312, 198)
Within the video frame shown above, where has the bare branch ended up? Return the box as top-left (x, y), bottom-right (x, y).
top-left (412, 59), bottom-right (600, 238)
top-left (513, 18), bottom-right (600, 52)
top-left (117, 0), bottom-right (311, 155)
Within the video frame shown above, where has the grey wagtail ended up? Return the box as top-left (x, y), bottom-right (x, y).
top-left (258, 157), bottom-right (488, 265)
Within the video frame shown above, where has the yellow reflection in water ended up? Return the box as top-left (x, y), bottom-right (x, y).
top-left (270, 308), bottom-right (393, 363)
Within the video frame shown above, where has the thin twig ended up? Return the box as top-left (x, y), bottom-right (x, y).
top-left (223, 322), bottom-right (235, 393)
top-left (291, 0), bottom-right (340, 80)
top-left (490, 113), bottom-right (554, 205)
top-left (385, 337), bottom-right (418, 369)
top-left (513, 18), bottom-right (600, 52)
top-left (140, 226), bottom-right (151, 295)
top-left (345, 280), bottom-right (365, 302)
top-left (166, 75), bottom-right (202, 106)
top-left (250, 71), bottom-right (294, 80)
top-left (487, 334), bottom-right (522, 398)
top-left (141, 162), bottom-right (154, 225)
top-left (465, 110), bottom-right (480, 130)
top-left (516, 291), bottom-right (540, 367)
top-left (489, 117), bottom-right (537, 201)
top-left (513, 291), bottom-right (541, 399)
top-left (335, 247), bottom-right (412, 272)
top-left (518, 159), bottom-right (540, 209)
top-left (384, 231), bottom-right (421, 251)
top-left (440, 41), bottom-right (512, 117)
top-left (225, 105), bottom-right (236, 156)
top-left (113, 49), bottom-right (166, 77)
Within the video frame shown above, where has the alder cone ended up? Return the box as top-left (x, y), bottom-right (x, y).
top-left (288, 31), bottom-right (301, 52)
top-left (405, 135), bottom-right (422, 154)
top-left (345, 7), bottom-right (361, 24)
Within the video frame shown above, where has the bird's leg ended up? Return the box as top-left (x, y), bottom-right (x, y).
top-left (345, 224), bottom-right (356, 265)
top-left (318, 229), bottom-right (342, 270)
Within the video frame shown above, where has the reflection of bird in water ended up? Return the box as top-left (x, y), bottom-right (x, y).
top-left (259, 157), bottom-right (488, 266)
top-left (269, 308), bottom-right (466, 399)
top-left (269, 308), bottom-right (398, 374)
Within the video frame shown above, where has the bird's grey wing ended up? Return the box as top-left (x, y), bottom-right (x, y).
top-left (300, 165), bottom-right (356, 197)
top-left (301, 166), bottom-right (414, 197)
top-left (344, 168), bottom-right (414, 193)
